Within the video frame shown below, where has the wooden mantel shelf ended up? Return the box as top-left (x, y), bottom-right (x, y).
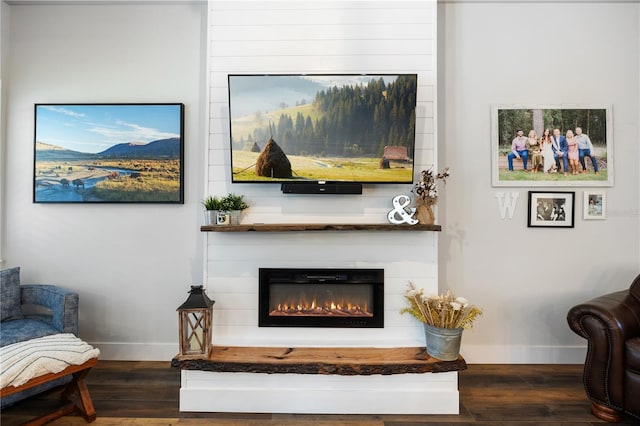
top-left (171, 346), bottom-right (466, 375)
top-left (201, 223), bottom-right (441, 232)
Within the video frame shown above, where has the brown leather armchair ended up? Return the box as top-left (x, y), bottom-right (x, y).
top-left (567, 273), bottom-right (640, 422)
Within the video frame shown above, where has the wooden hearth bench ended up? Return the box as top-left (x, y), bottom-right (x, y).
top-left (173, 346), bottom-right (465, 414)
top-left (171, 346), bottom-right (467, 375)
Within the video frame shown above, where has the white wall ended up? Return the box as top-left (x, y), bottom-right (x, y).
top-left (438, 2), bottom-right (640, 363)
top-left (3, 2), bottom-right (207, 360)
top-left (3, 1), bottom-right (638, 363)
top-left (0, 2), bottom-right (9, 264)
top-left (206, 1), bottom-right (439, 347)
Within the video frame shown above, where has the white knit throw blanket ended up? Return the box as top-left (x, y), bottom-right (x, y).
top-left (1, 333), bottom-right (100, 388)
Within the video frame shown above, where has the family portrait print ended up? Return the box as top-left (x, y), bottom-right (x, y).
top-left (492, 105), bottom-right (612, 187)
top-left (34, 103), bottom-right (184, 204)
top-left (528, 191), bottom-right (575, 228)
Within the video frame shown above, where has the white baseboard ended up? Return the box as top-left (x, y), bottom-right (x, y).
top-left (461, 344), bottom-right (587, 364)
top-left (88, 341), bottom-right (588, 364)
top-left (89, 342), bottom-right (177, 361)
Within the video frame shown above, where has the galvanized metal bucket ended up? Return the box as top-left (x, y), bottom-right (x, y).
top-left (204, 210), bottom-right (218, 226)
top-left (229, 210), bottom-right (242, 225)
top-left (423, 324), bottom-right (463, 361)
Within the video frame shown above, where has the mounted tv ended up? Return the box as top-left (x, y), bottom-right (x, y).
top-left (228, 74), bottom-right (417, 189)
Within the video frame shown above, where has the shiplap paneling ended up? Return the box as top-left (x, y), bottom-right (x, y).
top-left (207, 1), bottom-right (437, 347)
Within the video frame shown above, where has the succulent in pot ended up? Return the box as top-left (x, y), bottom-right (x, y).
top-left (220, 193), bottom-right (248, 225)
top-left (202, 195), bottom-right (224, 225)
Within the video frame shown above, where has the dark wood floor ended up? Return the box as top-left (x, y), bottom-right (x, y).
top-left (1, 362), bottom-right (639, 425)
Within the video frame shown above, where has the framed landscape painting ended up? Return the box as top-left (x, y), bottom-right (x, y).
top-left (491, 105), bottom-right (613, 187)
top-left (34, 103), bottom-right (184, 203)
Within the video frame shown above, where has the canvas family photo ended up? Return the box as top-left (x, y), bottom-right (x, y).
top-left (492, 106), bottom-right (612, 187)
top-left (34, 103), bottom-right (184, 203)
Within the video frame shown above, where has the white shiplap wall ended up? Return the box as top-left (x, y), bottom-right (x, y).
top-left (206, 1), bottom-right (437, 347)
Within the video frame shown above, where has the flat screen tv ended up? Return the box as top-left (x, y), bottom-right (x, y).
top-left (228, 74), bottom-right (417, 185)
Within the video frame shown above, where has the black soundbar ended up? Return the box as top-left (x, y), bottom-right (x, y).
top-left (281, 182), bottom-right (362, 195)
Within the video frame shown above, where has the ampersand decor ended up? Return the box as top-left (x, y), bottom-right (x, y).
top-left (387, 195), bottom-right (419, 225)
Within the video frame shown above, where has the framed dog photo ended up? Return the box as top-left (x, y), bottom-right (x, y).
top-left (527, 191), bottom-right (575, 228)
top-left (583, 191), bottom-right (606, 220)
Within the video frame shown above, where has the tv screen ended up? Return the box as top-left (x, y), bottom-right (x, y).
top-left (228, 74), bottom-right (417, 184)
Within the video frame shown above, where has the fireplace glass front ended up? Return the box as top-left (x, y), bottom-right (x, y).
top-left (259, 268), bottom-right (384, 328)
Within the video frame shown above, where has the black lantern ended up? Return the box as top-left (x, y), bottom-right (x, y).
top-left (177, 285), bottom-right (214, 359)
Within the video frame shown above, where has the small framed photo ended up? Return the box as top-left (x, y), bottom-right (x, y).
top-left (216, 211), bottom-right (231, 225)
top-left (527, 191), bottom-right (575, 228)
top-left (583, 191), bottom-right (606, 220)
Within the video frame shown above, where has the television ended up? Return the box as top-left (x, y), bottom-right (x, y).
top-left (228, 74), bottom-right (417, 190)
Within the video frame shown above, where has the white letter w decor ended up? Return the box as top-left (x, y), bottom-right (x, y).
top-left (495, 192), bottom-right (519, 219)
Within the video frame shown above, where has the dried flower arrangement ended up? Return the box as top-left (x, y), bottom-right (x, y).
top-left (400, 281), bottom-right (482, 330)
top-left (412, 166), bottom-right (450, 206)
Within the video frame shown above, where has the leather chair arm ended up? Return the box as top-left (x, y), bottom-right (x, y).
top-left (567, 289), bottom-right (640, 408)
top-left (568, 290), bottom-right (640, 341)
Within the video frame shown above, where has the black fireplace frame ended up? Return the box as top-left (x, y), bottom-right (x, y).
top-left (258, 268), bottom-right (384, 328)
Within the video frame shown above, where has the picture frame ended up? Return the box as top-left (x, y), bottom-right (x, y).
top-left (227, 74), bottom-right (417, 184)
top-left (491, 105), bottom-right (613, 187)
top-left (583, 191), bottom-right (606, 220)
top-left (34, 103), bottom-right (184, 204)
top-left (527, 191), bottom-right (575, 228)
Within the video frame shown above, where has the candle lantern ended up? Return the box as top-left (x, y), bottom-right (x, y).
top-left (177, 285), bottom-right (215, 359)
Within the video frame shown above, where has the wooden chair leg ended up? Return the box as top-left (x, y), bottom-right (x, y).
top-left (23, 369), bottom-right (96, 426)
top-left (591, 401), bottom-right (623, 423)
top-left (23, 404), bottom-right (76, 426)
top-left (61, 368), bottom-right (97, 422)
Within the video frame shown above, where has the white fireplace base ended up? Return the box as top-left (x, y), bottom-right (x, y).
top-left (179, 370), bottom-right (459, 414)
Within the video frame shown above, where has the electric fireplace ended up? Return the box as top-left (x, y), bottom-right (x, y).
top-left (259, 268), bottom-right (384, 328)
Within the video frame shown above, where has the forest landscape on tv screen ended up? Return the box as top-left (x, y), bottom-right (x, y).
top-left (228, 74), bottom-right (417, 184)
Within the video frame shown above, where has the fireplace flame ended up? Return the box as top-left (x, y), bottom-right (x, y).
top-left (270, 297), bottom-right (372, 317)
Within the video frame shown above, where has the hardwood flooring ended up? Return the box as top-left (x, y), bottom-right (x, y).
top-left (1, 362), bottom-right (639, 425)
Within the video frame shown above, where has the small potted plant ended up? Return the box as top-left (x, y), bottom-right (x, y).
top-left (220, 193), bottom-right (249, 225)
top-left (202, 195), bottom-right (223, 225)
top-left (401, 281), bottom-right (482, 361)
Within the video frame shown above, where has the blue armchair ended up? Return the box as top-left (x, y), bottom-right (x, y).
top-left (1, 267), bottom-right (79, 407)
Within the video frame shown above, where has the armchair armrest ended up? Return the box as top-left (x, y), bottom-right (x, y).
top-left (567, 289), bottom-right (640, 408)
top-left (20, 285), bottom-right (79, 335)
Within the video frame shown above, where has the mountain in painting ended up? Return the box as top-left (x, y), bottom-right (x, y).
top-left (98, 138), bottom-right (180, 159)
top-left (35, 141), bottom-right (97, 160)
